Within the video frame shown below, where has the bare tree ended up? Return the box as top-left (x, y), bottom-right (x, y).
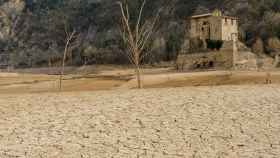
top-left (59, 30), bottom-right (77, 91)
top-left (118, 0), bottom-right (160, 88)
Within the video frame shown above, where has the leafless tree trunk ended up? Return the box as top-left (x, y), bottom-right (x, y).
top-left (118, 0), bottom-right (160, 89)
top-left (59, 30), bottom-right (76, 91)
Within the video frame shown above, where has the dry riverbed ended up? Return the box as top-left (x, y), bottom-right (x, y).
top-left (0, 85), bottom-right (279, 157)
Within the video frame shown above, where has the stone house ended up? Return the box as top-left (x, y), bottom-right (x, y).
top-left (190, 9), bottom-right (238, 41)
top-left (177, 9), bottom-right (276, 71)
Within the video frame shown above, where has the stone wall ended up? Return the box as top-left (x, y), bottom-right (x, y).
top-left (176, 51), bottom-right (233, 70)
top-left (190, 15), bottom-right (238, 41)
top-left (210, 17), bottom-right (223, 40)
top-left (221, 18), bottom-right (238, 41)
top-left (177, 38), bottom-right (277, 71)
top-left (176, 41), bottom-right (260, 71)
top-left (190, 16), bottom-right (212, 39)
top-left (190, 16), bottom-right (223, 41)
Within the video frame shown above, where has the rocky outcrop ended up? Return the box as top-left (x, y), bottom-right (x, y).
top-left (267, 37), bottom-right (280, 57)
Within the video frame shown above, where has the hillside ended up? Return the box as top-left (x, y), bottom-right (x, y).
top-left (0, 0), bottom-right (280, 68)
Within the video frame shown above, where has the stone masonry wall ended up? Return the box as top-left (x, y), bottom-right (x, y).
top-left (177, 51), bottom-right (234, 70)
top-left (221, 18), bottom-right (238, 41)
top-left (176, 41), bottom-right (261, 71)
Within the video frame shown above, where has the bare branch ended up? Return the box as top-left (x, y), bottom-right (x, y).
top-left (135, 0), bottom-right (146, 45)
top-left (59, 29), bottom-right (77, 91)
top-left (118, 0), bottom-right (159, 88)
top-left (118, 2), bottom-right (135, 46)
top-left (139, 11), bottom-right (160, 52)
top-left (125, 4), bottom-right (130, 21)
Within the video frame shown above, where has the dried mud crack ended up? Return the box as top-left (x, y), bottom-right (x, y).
top-left (0, 85), bottom-right (279, 157)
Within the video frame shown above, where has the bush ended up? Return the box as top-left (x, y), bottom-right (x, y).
top-left (216, 40), bottom-right (223, 50)
top-left (166, 34), bottom-right (182, 61)
top-left (206, 39), bottom-right (224, 50)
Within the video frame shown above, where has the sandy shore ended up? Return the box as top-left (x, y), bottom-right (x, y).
top-left (0, 85), bottom-right (280, 157)
top-left (1, 70), bottom-right (280, 93)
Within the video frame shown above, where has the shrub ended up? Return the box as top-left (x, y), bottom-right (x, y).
top-left (216, 40), bottom-right (224, 50)
top-left (206, 39), bottom-right (224, 50)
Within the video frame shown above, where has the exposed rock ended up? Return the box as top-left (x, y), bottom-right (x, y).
top-left (267, 37), bottom-right (280, 53)
top-left (274, 54), bottom-right (280, 67)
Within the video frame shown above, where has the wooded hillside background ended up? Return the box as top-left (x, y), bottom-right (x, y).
top-left (0, 0), bottom-right (280, 68)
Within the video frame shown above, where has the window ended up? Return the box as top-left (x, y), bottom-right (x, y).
top-left (231, 19), bottom-right (234, 25)
top-left (225, 18), bottom-right (228, 25)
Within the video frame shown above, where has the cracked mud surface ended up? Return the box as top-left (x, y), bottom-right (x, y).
top-left (0, 85), bottom-right (280, 158)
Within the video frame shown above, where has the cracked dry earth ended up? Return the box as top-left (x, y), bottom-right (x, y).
top-left (0, 85), bottom-right (280, 158)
